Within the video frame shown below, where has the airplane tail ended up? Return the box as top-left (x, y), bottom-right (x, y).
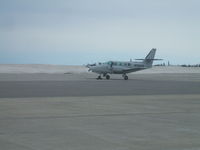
top-left (144, 48), bottom-right (156, 67)
top-left (135, 48), bottom-right (162, 67)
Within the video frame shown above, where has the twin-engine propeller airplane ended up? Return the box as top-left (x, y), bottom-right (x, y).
top-left (87, 48), bottom-right (162, 80)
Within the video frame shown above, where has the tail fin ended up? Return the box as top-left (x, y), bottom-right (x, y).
top-left (145, 48), bottom-right (156, 60)
top-left (135, 48), bottom-right (162, 67)
top-left (144, 48), bottom-right (156, 67)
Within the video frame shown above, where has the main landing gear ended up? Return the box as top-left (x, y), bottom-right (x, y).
top-left (97, 75), bottom-right (102, 80)
top-left (97, 74), bottom-right (128, 80)
top-left (97, 74), bottom-right (110, 80)
top-left (105, 74), bottom-right (110, 80)
top-left (122, 74), bottom-right (128, 80)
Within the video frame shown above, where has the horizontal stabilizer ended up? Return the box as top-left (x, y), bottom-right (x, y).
top-left (135, 59), bottom-right (163, 61)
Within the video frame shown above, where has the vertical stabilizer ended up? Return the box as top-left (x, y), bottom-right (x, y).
top-left (144, 48), bottom-right (156, 67)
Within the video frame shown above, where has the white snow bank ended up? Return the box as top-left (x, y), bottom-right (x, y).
top-left (0, 64), bottom-right (88, 74)
top-left (0, 64), bottom-right (200, 74)
top-left (134, 66), bottom-right (200, 74)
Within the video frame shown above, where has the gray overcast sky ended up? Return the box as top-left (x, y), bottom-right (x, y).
top-left (0, 0), bottom-right (200, 65)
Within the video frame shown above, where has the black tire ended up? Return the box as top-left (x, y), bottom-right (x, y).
top-left (106, 75), bottom-right (110, 80)
top-left (124, 75), bottom-right (128, 80)
top-left (97, 76), bottom-right (102, 80)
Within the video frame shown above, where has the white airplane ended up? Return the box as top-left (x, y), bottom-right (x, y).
top-left (87, 48), bottom-right (162, 80)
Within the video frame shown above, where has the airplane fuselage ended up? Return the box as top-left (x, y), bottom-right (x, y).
top-left (86, 48), bottom-right (159, 80)
top-left (89, 61), bottom-right (148, 75)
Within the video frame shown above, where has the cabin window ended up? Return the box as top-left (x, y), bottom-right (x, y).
top-left (113, 62), bottom-right (117, 66)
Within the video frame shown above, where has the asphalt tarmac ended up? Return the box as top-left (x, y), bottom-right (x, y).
top-left (0, 79), bottom-right (200, 98)
top-left (0, 73), bottom-right (200, 150)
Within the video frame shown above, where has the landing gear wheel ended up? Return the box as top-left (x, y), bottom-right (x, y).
top-left (124, 75), bottom-right (128, 80)
top-left (106, 75), bottom-right (110, 80)
top-left (97, 75), bottom-right (102, 80)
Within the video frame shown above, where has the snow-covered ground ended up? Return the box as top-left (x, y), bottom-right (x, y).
top-left (0, 64), bottom-right (200, 74)
top-left (0, 64), bottom-right (88, 74)
top-left (134, 66), bottom-right (200, 74)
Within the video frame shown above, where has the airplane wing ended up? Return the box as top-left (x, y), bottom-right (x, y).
top-left (122, 67), bottom-right (147, 73)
